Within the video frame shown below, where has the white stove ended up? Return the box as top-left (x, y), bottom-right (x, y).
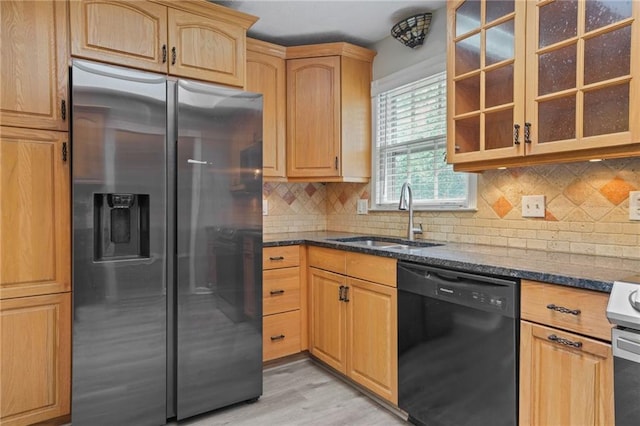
top-left (606, 277), bottom-right (640, 426)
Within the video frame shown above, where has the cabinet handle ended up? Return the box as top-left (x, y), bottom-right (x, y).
top-left (269, 256), bottom-right (284, 261)
top-left (513, 124), bottom-right (521, 145)
top-left (547, 334), bottom-right (582, 349)
top-left (270, 289), bottom-right (285, 296)
top-left (162, 45), bottom-right (167, 63)
top-left (62, 142), bottom-right (68, 162)
top-left (339, 285), bottom-right (345, 301)
top-left (61, 99), bottom-right (66, 121)
top-left (546, 304), bottom-right (581, 316)
top-left (270, 334), bottom-right (285, 341)
top-left (343, 286), bottom-right (350, 302)
top-left (171, 47), bottom-right (176, 65)
top-left (524, 122), bottom-right (531, 144)
top-left (335, 156), bottom-right (339, 170)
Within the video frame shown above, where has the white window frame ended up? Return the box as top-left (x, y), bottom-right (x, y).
top-left (370, 56), bottom-right (477, 211)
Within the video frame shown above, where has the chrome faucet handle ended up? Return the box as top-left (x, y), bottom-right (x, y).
top-left (414, 223), bottom-right (423, 234)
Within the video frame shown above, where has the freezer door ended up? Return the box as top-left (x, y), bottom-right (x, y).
top-left (72, 60), bottom-right (167, 426)
top-left (175, 79), bottom-right (263, 420)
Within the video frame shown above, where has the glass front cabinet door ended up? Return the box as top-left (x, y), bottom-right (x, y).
top-left (448, 0), bottom-right (640, 170)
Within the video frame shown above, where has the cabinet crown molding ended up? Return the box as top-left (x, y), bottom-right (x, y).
top-left (286, 42), bottom-right (376, 62)
top-left (247, 37), bottom-right (287, 58)
top-left (150, 0), bottom-right (258, 28)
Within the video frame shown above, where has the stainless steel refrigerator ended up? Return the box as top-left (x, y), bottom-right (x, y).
top-left (71, 60), bottom-right (263, 425)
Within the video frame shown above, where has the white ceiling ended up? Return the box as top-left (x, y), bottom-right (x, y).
top-left (211, 1), bottom-right (446, 47)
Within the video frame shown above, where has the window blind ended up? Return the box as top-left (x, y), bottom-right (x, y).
top-left (374, 71), bottom-right (473, 208)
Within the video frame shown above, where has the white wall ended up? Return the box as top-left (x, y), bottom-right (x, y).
top-left (371, 5), bottom-right (447, 81)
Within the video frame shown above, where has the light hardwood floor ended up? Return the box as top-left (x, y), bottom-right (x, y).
top-left (175, 358), bottom-right (408, 425)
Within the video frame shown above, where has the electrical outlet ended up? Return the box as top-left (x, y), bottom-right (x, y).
top-left (262, 199), bottom-right (268, 216)
top-left (357, 199), bottom-right (368, 215)
top-left (629, 191), bottom-right (640, 220)
top-left (522, 195), bottom-right (545, 218)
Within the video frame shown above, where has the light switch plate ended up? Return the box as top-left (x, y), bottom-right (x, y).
top-left (522, 195), bottom-right (545, 218)
top-left (262, 199), bottom-right (268, 216)
top-left (357, 199), bottom-right (368, 215)
top-left (629, 191), bottom-right (640, 220)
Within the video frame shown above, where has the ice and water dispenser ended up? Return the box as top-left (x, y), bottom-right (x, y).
top-left (94, 193), bottom-right (150, 261)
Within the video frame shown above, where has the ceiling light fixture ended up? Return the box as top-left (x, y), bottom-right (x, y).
top-left (391, 13), bottom-right (432, 49)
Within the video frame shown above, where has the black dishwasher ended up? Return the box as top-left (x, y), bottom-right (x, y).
top-left (398, 262), bottom-right (519, 426)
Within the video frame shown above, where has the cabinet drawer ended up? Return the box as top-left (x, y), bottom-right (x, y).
top-left (263, 246), bottom-right (300, 269)
top-left (263, 310), bottom-right (301, 361)
top-left (263, 267), bottom-right (300, 315)
top-left (521, 280), bottom-right (611, 341)
top-left (346, 252), bottom-right (396, 287)
top-left (308, 246), bottom-right (346, 275)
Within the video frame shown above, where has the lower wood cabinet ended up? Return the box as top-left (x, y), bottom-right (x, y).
top-left (519, 320), bottom-right (614, 426)
top-left (309, 258), bottom-right (397, 404)
top-left (263, 310), bottom-right (301, 362)
top-left (0, 293), bottom-right (71, 426)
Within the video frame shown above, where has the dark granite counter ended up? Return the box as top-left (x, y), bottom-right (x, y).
top-left (264, 231), bottom-right (640, 293)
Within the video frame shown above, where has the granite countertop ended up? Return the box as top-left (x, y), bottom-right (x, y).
top-left (264, 231), bottom-right (640, 293)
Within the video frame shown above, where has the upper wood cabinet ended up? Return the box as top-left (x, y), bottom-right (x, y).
top-left (286, 43), bottom-right (376, 182)
top-left (0, 292), bottom-right (71, 426)
top-left (448, 0), bottom-right (640, 171)
top-left (0, 0), bottom-right (69, 131)
top-left (0, 127), bottom-right (71, 300)
top-left (69, 0), bottom-right (257, 86)
top-left (246, 38), bottom-right (287, 179)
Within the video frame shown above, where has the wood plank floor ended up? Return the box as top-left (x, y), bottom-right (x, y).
top-left (174, 358), bottom-right (408, 425)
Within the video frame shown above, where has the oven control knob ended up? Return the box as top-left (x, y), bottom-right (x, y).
top-left (629, 290), bottom-right (640, 312)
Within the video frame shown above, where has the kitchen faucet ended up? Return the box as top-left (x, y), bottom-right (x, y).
top-left (398, 182), bottom-right (423, 241)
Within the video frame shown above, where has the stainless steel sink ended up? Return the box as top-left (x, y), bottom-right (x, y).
top-left (328, 236), bottom-right (443, 250)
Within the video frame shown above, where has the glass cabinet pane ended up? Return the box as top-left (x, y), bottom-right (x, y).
top-left (538, 96), bottom-right (576, 143)
top-left (538, 44), bottom-right (577, 95)
top-left (455, 116), bottom-right (480, 153)
top-left (455, 33), bottom-right (481, 75)
top-left (485, 109), bottom-right (514, 150)
top-left (586, 0), bottom-right (631, 33)
top-left (539, 0), bottom-right (578, 48)
top-left (485, 65), bottom-right (514, 108)
top-left (584, 83), bottom-right (629, 137)
top-left (455, 74), bottom-right (480, 115)
top-left (486, 20), bottom-right (514, 66)
top-left (584, 25), bottom-right (631, 85)
top-left (456, 0), bottom-right (481, 36)
top-left (486, 0), bottom-right (514, 24)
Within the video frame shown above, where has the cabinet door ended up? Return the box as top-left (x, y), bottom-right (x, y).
top-left (69, 0), bottom-right (168, 73)
top-left (347, 278), bottom-right (398, 404)
top-left (520, 321), bottom-right (614, 426)
top-left (447, 0), bottom-right (526, 164)
top-left (309, 267), bottom-right (347, 373)
top-left (168, 9), bottom-right (245, 86)
top-left (526, 0), bottom-right (640, 156)
top-left (287, 56), bottom-right (341, 178)
top-left (0, 127), bottom-right (70, 299)
top-left (0, 0), bottom-right (68, 131)
top-left (0, 293), bottom-right (71, 426)
top-left (247, 43), bottom-right (286, 178)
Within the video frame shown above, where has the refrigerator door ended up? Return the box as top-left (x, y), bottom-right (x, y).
top-left (175, 79), bottom-right (263, 420)
top-left (72, 60), bottom-right (167, 425)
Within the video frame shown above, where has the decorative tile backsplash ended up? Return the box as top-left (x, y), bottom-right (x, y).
top-left (264, 158), bottom-right (640, 259)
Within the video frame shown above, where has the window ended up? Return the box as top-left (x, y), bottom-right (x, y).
top-left (372, 70), bottom-right (477, 210)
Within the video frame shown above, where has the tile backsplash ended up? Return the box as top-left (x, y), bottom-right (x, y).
top-left (264, 158), bottom-right (640, 259)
